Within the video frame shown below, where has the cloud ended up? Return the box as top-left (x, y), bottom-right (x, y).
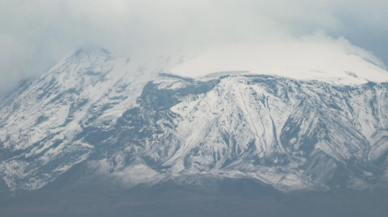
top-left (0, 0), bottom-right (387, 92)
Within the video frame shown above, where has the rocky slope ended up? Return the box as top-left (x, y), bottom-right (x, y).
top-left (1, 48), bottom-right (388, 193)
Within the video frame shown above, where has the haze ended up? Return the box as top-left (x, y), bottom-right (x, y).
top-left (1, 0), bottom-right (388, 91)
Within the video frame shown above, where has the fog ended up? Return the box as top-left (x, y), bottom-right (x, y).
top-left (1, 0), bottom-right (388, 91)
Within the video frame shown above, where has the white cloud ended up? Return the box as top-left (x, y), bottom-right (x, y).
top-left (0, 0), bottom-right (387, 92)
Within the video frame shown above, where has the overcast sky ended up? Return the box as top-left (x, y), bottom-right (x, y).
top-left (1, 0), bottom-right (388, 92)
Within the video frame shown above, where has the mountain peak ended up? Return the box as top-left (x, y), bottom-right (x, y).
top-left (73, 47), bottom-right (111, 56)
top-left (70, 47), bottom-right (113, 62)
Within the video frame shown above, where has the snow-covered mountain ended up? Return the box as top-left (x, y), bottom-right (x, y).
top-left (2, 46), bottom-right (388, 193)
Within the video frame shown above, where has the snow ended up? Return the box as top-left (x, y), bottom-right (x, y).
top-left (2, 47), bottom-right (388, 193)
top-left (113, 162), bottom-right (161, 187)
top-left (169, 40), bottom-right (388, 85)
top-left (0, 48), bottom-right (163, 191)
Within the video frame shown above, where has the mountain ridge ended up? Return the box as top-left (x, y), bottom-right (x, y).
top-left (1, 49), bottom-right (388, 193)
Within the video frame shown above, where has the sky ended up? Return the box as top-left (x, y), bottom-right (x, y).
top-left (0, 0), bottom-right (388, 92)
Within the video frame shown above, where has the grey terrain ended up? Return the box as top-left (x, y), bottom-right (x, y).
top-left (1, 49), bottom-right (388, 216)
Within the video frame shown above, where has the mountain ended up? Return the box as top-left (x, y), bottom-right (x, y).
top-left (1, 47), bottom-right (388, 194)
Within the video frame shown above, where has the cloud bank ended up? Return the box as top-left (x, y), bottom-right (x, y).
top-left (1, 0), bottom-right (388, 91)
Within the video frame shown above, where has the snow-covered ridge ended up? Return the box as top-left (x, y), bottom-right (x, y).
top-left (2, 47), bottom-right (388, 193)
top-left (169, 39), bottom-right (388, 85)
top-left (0, 48), bottom-right (161, 190)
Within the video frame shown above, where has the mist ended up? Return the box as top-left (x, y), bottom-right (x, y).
top-left (1, 0), bottom-right (388, 92)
